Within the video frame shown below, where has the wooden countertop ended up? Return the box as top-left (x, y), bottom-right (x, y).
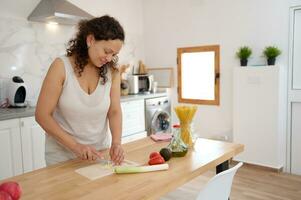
top-left (1, 137), bottom-right (244, 200)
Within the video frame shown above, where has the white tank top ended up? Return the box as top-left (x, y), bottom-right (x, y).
top-left (45, 55), bottom-right (112, 165)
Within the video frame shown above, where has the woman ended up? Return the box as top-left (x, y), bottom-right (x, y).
top-left (35, 15), bottom-right (125, 166)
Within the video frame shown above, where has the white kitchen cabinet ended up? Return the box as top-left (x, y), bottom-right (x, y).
top-left (20, 117), bottom-right (46, 172)
top-left (233, 66), bottom-right (286, 169)
top-left (0, 119), bottom-right (23, 180)
top-left (0, 116), bottom-right (46, 180)
top-left (121, 131), bottom-right (147, 144)
top-left (121, 99), bottom-right (145, 137)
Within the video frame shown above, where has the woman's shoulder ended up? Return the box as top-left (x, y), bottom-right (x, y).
top-left (109, 67), bottom-right (120, 81)
top-left (47, 57), bottom-right (67, 81)
top-left (50, 57), bottom-right (65, 72)
top-left (52, 57), bottom-right (65, 66)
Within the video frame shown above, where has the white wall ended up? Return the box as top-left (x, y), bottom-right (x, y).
top-left (142, 0), bottom-right (300, 140)
top-left (0, 0), bottom-right (144, 103)
top-left (69, 0), bottom-right (145, 67)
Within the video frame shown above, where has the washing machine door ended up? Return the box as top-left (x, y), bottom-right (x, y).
top-left (150, 109), bottom-right (171, 134)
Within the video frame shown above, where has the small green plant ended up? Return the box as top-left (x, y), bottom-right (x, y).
top-left (236, 46), bottom-right (252, 60)
top-left (263, 46), bottom-right (281, 59)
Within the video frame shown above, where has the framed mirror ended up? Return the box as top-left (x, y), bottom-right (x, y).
top-left (177, 45), bottom-right (220, 105)
top-left (147, 67), bottom-right (173, 88)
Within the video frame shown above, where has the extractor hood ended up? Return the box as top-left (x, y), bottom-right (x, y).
top-left (28, 0), bottom-right (94, 25)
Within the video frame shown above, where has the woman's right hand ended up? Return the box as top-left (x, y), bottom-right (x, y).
top-left (71, 143), bottom-right (102, 161)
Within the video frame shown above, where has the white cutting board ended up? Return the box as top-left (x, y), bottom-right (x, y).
top-left (75, 160), bottom-right (139, 180)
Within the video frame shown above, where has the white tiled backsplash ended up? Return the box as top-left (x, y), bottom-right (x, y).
top-left (0, 17), bottom-right (142, 105)
top-left (0, 17), bottom-right (74, 104)
top-left (0, 79), bottom-right (6, 102)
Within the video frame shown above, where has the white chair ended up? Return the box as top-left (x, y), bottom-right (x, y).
top-left (196, 162), bottom-right (243, 200)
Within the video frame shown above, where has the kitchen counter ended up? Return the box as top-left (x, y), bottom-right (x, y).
top-left (120, 91), bottom-right (168, 102)
top-left (0, 92), bottom-right (168, 121)
top-left (0, 107), bottom-right (35, 121)
top-left (0, 137), bottom-right (244, 200)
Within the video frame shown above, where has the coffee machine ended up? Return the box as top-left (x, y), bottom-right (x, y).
top-left (7, 76), bottom-right (27, 107)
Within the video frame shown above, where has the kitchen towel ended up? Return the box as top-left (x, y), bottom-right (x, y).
top-left (150, 133), bottom-right (172, 142)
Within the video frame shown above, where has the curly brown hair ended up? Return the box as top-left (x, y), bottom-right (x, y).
top-left (66, 15), bottom-right (125, 84)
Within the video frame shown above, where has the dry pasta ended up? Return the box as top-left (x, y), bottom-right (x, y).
top-left (174, 105), bottom-right (197, 147)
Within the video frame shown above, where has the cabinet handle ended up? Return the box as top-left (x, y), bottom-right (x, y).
top-left (21, 121), bottom-right (24, 127)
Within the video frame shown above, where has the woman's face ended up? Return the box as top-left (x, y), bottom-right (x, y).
top-left (87, 35), bottom-right (123, 68)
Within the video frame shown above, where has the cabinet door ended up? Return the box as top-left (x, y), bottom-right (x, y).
top-left (233, 67), bottom-right (280, 168)
top-left (121, 100), bottom-right (145, 137)
top-left (0, 119), bottom-right (23, 180)
top-left (121, 131), bottom-right (147, 144)
top-left (20, 117), bottom-right (46, 172)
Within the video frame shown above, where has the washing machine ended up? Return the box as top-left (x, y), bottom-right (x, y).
top-left (145, 96), bottom-right (171, 135)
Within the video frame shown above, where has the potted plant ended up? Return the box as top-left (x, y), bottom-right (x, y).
top-left (236, 46), bottom-right (252, 66)
top-left (263, 46), bottom-right (281, 65)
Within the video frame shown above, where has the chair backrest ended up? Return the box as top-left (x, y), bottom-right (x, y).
top-left (196, 162), bottom-right (243, 200)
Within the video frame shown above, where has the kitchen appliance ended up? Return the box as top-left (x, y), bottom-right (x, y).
top-left (0, 78), bottom-right (6, 103)
top-left (28, 0), bottom-right (93, 25)
top-left (7, 76), bottom-right (27, 107)
top-left (145, 96), bottom-right (171, 135)
top-left (128, 74), bottom-right (153, 94)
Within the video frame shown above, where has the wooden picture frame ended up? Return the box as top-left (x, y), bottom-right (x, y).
top-left (147, 67), bottom-right (174, 88)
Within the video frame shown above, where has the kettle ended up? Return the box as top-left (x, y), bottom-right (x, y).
top-left (7, 76), bottom-right (27, 107)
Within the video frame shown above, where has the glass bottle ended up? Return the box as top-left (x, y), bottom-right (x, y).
top-left (167, 124), bottom-right (188, 157)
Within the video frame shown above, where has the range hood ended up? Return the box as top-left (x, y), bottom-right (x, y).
top-left (28, 0), bottom-right (94, 25)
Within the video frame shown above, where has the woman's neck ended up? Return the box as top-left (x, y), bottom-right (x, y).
top-left (69, 55), bottom-right (99, 77)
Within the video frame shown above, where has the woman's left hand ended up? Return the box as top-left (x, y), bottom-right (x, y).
top-left (110, 143), bottom-right (124, 165)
